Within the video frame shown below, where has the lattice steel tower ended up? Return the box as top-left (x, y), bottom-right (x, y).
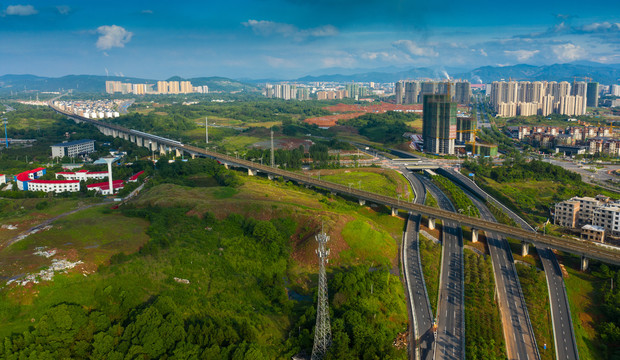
top-left (311, 229), bottom-right (332, 360)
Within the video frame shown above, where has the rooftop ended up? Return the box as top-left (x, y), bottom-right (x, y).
top-left (51, 139), bottom-right (95, 147)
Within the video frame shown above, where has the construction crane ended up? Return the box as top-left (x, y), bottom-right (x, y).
top-left (456, 128), bottom-right (479, 154)
top-left (573, 76), bottom-right (592, 83)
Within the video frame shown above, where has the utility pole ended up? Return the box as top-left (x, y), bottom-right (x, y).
top-left (311, 226), bottom-right (332, 360)
top-left (2, 117), bottom-right (8, 148)
top-left (270, 128), bottom-right (275, 167)
top-left (205, 117), bottom-right (209, 145)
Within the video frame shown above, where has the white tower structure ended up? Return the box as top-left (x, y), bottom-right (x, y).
top-left (102, 155), bottom-right (115, 194)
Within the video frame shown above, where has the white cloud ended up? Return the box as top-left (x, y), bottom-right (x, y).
top-left (580, 22), bottom-right (620, 33)
top-left (95, 25), bottom-right (133, 50)
top-left (56, 5), bottom-right (70, 15)
top-left (242, 20), bottom-right (338, 39)
top-left (141, 9), bottom-right (153, 14)
top-left (479, 49), bottom-right (488, 57)
top-left (504, 49), bottom-right (539, 61)
top-left (552, 43), bottom-right (586, 62)
top-left (5, 4), bottom-right (37, 16)
top-left (321, 56), bottom-right (356, 68)
top-left (361, 51), bottom-right (400, 62)
top-left (392, 40), bottom-right (438, 57)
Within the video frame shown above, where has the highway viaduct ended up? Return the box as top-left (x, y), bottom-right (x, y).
top-left (52, 105), bottom-right (620, 267)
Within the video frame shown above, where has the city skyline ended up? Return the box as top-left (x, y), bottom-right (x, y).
top-left (0, 0), bottom-right (619, 79)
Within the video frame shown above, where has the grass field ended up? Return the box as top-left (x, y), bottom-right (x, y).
top-left (406, 119), bottom-right (423, 132)
top-left (0, 206), bottom-right (150, 337)
top-left (476, 176), bottom-right (618, 225)
top-left (419, 235), bottom-right (440, 315)
top-left (318, 168), bottom-right (412, 199)
top-left (464, 249), bottom-right (506, 360)
top-left (0, 172), bottom-right (409, 357)
top-left (516, 263), bottom-right (555, 360)
top-left (0, 198), bottom-right (103, 245)
top-left (561, 255), bottom-right (605, 360)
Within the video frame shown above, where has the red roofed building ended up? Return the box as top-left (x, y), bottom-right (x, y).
top-left (87, 180), bottom-right (125, 195)
top-left (28, 180), bottom-right (80, 193)
top-left (14, 168), bottom-right (46, 190)
top-left (128, 171), bottom-right (145, 182)
top-left (55, 170), bottom-right (109, 181)
top-left (15, 168), bottom-right (81, 192)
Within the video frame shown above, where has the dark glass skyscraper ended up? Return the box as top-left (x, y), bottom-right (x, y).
top-left (423, 94), bottom-right (457, 154)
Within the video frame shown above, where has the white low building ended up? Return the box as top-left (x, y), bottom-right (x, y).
top-left (27, 180), bottom-right (80, 193)
top-left (56, 170), bottom-right (108, 181)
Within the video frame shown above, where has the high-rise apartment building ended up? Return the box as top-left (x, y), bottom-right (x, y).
top-left (405, 81), bottom-right (420, 104)
top-left (423, 94), bottom-right (456, 155)
top-left (395, 81), bottom-right (404, 104)
top-left (157, 81), bottom-right (169, 94)
top-left (587, 82), bottom-right (599, 107)
top-left (454, 82), bottom-right (471, 104)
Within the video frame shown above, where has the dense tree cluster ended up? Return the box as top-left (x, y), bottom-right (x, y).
top-left (464, 157), bottom-right (581, 184)
top-left (593, 264), bottom-right (620, 359)
top-left (342, 111), bottom-right (416, 144)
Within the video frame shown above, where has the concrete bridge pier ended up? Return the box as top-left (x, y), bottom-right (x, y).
top-left (175, 148), bottom-right (182, 158)
top-left (268, 174), bottom-right (274, 180)
top-left (428, 217), bottom-right (436, 230)
top-left (391, 207), bottom-right (398, 216)
top-left (471, 229), bottom-right (479, 243)
top-left (581, 255), bottom-right (589, 271)
top-left (112, 129), bottom-right (119, 138)
top-left (359, 199), bottom-right (366, 206)
top-left (248, 169), bottom-right (257, 176)
top-left (521, 241), bottom-right (529, 257)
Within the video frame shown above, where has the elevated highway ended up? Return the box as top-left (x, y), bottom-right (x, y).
top-left (53, 105), bottom-right (620, 267)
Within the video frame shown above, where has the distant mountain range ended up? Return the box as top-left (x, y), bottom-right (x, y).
top-left (1, 62), bottom-right (619, 94)
top-left (0, 74), bottom-right (259, 94)
top-left (297, 62), bottom-right (620, 84)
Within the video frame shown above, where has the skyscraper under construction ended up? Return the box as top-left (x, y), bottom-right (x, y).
top-left (423, 94), bottom-right (457, 155)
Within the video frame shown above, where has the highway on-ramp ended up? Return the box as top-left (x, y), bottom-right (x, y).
top-left (442, 168), bottom-right (579, 360)
top-left (466, 192), bottom-right (540, 360)
top-left (400, 170), bottom-right (435, 360)
top-left (418, 176), bottom-right (464, 360)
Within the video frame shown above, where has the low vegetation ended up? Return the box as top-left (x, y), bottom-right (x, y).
top-left (418, 235), bottom-right (441, 315)
top-left (516, 264), bottom-right (555, 360)
top-left (464, 249), bottom-right (506, 360)
top-left (431, 175), bottom-right (480, 217)
top-left (342, 111), bottom-right (417, 144)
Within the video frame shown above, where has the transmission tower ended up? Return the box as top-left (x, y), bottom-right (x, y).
top-left (311, 228), bottom-right (332, 360)
top-left (270, 129), bottom-right (275, 167)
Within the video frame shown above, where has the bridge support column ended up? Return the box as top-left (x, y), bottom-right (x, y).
top-left (521, 242), bottom-right (529, 257)
top-left (428, 217), bottom-right (436, 230)
top-left (248, 169), bottom-right (257, 176)
top-left (268, 174), bottom-right (273, 180)
top-left (191, 153), bottom-right (196, 159)
top-left (359, 199), bottom-right (366, 206)
top-left (581, 255), bottom-right (589, 271)
top-left (471, 229), bottom-right (479, 243)
top-left (223, 163), bottom-right (229, 169)
top-left (391, 207), bottom-right (398, 216)
top-left (175, 148), bottom-right (181, 158)
top-left (112, 130), bottom-right (118, 138)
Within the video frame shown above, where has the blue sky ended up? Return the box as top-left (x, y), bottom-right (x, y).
top-left (0, 0), bottom-right (618, 79)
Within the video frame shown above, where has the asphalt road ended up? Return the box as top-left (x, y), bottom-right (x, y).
top-left (466, 192), bottom-right (539, 360)
top-left (418, 176), bottom-right (464, 360)
top-left (441, 168), bottom-right (579, 360)
top-left (400, 170), bottom-right (435, 360)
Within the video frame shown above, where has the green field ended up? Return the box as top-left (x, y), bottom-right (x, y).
top-left (516, 264), bottom-right (555, 360)
top-left (319, 168), bottom-right (412, 199)
top-left (419, 235), bottom-right (441, 315)
top-left (0, 169), bottom-right (409, 358)
top-left (562, 257), bottom-right (605, 360)
top-left (464, 249), bottom-right (506, 360)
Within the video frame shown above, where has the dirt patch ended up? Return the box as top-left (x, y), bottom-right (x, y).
top-left (420, 223), bottom-right (440, 240)
top-left (251, 138), bottom-right (314, 151)
top-left (304, 112), bottom-right (365, 127)
top-left (290, 212), bottom-right (353, 267)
